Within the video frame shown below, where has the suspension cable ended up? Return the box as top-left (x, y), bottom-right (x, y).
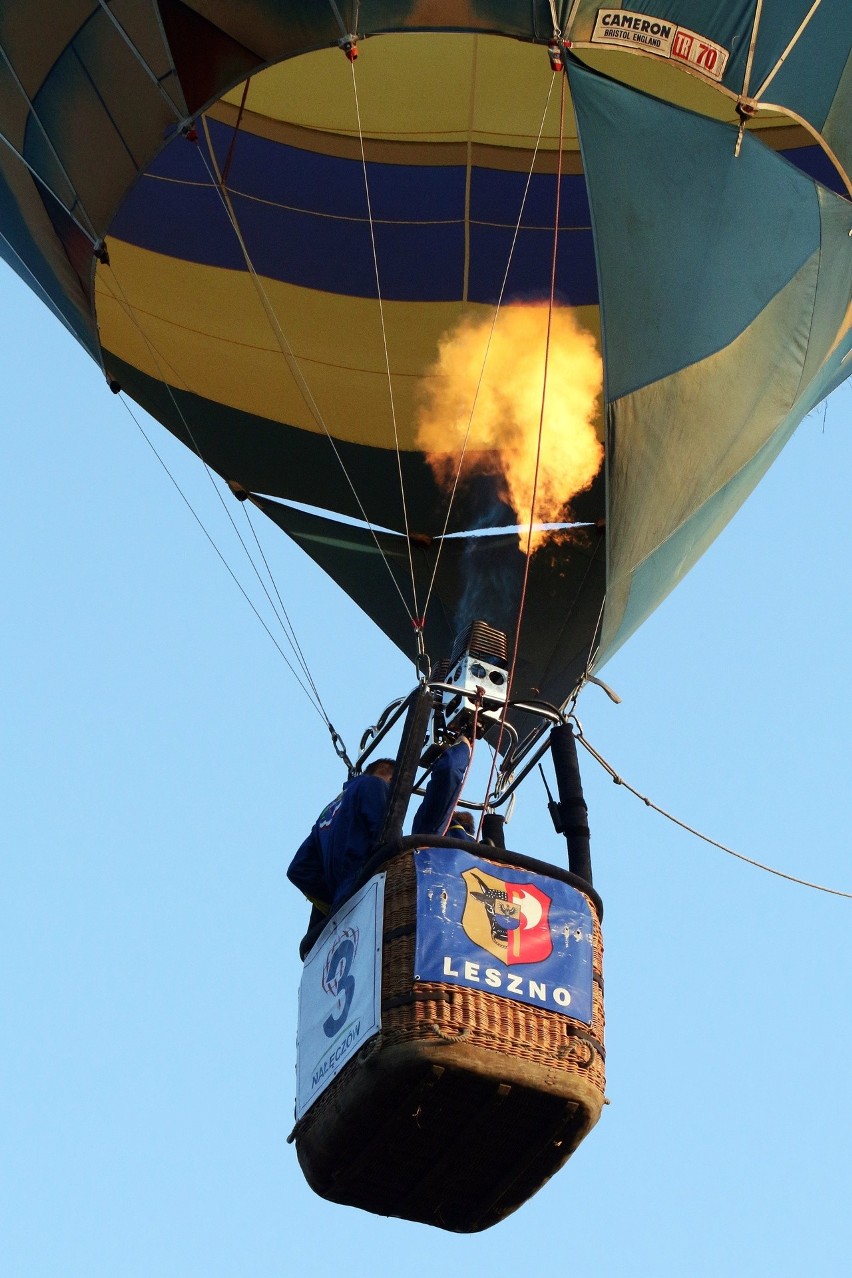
top-left (753, 0), bottom-right (824, 102)
top-left (575, 584), bottom-right (608, 695)
top-left (96, 0), bottom-right (186, 117)
top-left (577, 730), bottom-right (852, 900)
top-left (421, 71), bottom-right (559, 624)
top-left (349, 56), bottom-right (420, 629)
top-left (116, 393), bottom-right (332, 721)
top-left (0, 125), bottom-right (98, 249)
top-left (0, 41), bottom-right (98, 241)
top-left (191, 117), bottom-right (417, 627)
top-left (479, 70), bottom-right (568, 829)
top-left (0, 228), bottom-right (81, 341)
top-left (325, 0), bottom-right (351, 39)
top-left (98, 267), bottom-right (337, 728)
top-left (220, 76), bottom-right (251, 185)
top-left (101, 269), bottom-right (316, 635)
top-left (238, 499), bottom-right (332, 717)
top-left (740, 0), bottom-right (765, 102)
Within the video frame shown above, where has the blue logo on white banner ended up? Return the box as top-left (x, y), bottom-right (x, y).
top-left (413, 849), bottom-right (594, 1022)
top-left (295, 873), bottom-right (385, 1119)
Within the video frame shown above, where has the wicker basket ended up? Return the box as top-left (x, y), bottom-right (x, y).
top-left (292, 844), bottom-right (605, 1232)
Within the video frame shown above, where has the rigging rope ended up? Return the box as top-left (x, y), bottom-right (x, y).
top-left (754, 0), bottom-right (824, 101)
top-left (349, 45), bottom-right (420, 630)
top-left (95, 0), bottom-right (185, 117)
top-left (99, 268), bottom-right (327, 679)
top-left (192, 117), bottom-right (417, 629)
top-left (574, 587), bottom-right (608, 701)
top-left (740, 0), bottom-right (765, 102)
top-left (116, 394), bottom-right (332, 722)
top-left (220, 76), bottom-right (252, 186)
top-left (98, 264), bottom-right (349, 746)
top-left (0, 228), bottom-right (80, 340)
top-left (325, 0), bottom-right (350, 39)
top-left (421, 71), bottom-right (559, 624)
top-left (0, 40), bottom-right (98, 242)
top-left (239, 500), bottom-right (332, 717)
top-left (577, 729), bottom-right (852, 900)
top-left (479, 69), bottom-right (569, 832)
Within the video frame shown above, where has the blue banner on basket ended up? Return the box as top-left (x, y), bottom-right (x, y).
top-left (413, 848), bottom-right (594, 1022)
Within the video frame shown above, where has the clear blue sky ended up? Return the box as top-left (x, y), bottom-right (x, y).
top-left (2, 263), bottom-right (851, 1276)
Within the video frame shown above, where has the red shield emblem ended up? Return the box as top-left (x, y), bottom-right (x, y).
top-left (461, 868), bottom-right (552, 965)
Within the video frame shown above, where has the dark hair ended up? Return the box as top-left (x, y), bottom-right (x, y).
top-left (451, 809), bottom-right (474, 832)
top-left (365, 758), bottom-right (395, 778)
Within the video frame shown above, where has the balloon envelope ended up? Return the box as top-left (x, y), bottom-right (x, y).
top-left (0, 2), bottom-right (849, 705)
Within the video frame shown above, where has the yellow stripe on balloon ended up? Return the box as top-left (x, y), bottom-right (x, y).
top-left (96, 237), bottom-right (600, 450)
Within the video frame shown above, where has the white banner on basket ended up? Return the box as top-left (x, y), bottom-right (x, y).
top-left (295, 873), bottom-right (385, 1119)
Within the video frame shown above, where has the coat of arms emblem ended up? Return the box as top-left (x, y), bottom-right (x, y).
top-left (461, 868), bottom-right (552, 965)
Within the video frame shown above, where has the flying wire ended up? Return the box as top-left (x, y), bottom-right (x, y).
top-left (191, 116), bottom-right (417, 628)
top-left (95, 0), bottom-right (185, 116)
top-left (97, 266), bottom-right (336, 726)
top-left (577, 730), bottom-right (852, 900)
top-left (753, 0), bottom-right (823, 101)
top-left (238, 499), bottom-right (332, 716)
top-left (100, 270), bottom-right (304, 625)
top-left (0, 40), bottom-right (98, 242)
top-left (0, 228), bottom-right (82, 342)
top-left (421, 70), bottom-right (559, 624)
top-left (349, 49), bottom-right (421, 633)
top-left (574, 580), bottom-right (608, 697)
top-left (479, 69), bottom-right (569, 832)
top-left (115, 394), bottom-right (332, 721)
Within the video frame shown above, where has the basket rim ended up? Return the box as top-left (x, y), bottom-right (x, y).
top-left (299, 837), bottom-right (602, 960)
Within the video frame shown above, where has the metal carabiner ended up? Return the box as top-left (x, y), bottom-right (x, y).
top-left (328, 724), bottom-right (355, 775)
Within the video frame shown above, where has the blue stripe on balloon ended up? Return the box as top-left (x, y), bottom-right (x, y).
top-left (469, 224), bottom-right (598, 304)
top-left (780, 145), bottom-right (847, 197)
top-left (109, 121), bottom-right (599, 303)
top-left (469, 165), bottom-right (592, 228)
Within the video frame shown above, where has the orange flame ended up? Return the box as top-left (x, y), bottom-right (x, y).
top-left (416, 305), bottom-right (604, 550)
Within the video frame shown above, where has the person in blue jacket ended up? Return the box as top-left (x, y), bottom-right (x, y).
top-left (409, 738), bottom-right (471, 843)
top-left (446, 809), bottom-right (475, 840)
top-left (288, 738), bottom-right (470, 916)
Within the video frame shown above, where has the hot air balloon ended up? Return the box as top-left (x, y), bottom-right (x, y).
top-left (1, 0), bottom-right (850, 1233)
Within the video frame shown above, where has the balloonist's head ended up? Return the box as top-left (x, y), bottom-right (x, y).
top-left (364, 758), bottom-right (395, 784)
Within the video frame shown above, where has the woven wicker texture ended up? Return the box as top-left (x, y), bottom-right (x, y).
top-left (381, 851), bottom-right (606, 1092)
top-left (294, 848), bottom-right (605, 1231)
